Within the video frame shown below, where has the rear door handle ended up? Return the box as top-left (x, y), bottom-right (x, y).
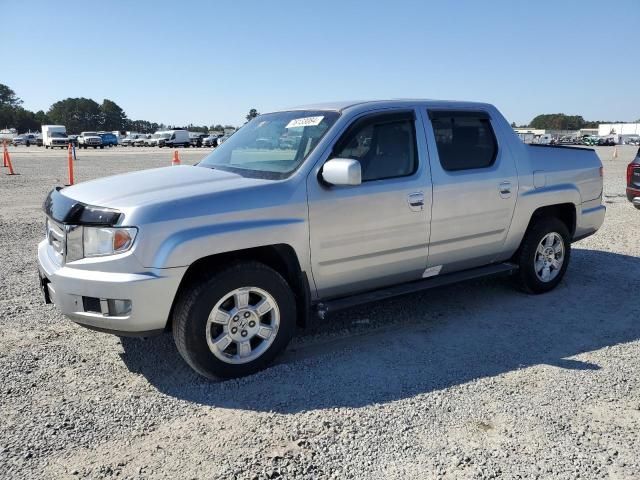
top-left (498, 181), bottom-right (512, 198)
top-left (408, 192), bottom-right (425, 211)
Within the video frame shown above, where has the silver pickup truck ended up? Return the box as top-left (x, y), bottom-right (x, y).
top-left (37, 100), bottom-right (605, 378)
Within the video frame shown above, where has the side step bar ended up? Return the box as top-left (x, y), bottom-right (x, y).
top-left (315, 262), bottom-right (518, 318)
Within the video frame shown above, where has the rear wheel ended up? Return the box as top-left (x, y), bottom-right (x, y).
top-left (173, 262), bottom-right (296, 379)
top-left (514, 217), bottom-right (571, 294)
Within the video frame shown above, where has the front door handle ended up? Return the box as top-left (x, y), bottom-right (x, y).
top-left (408, 192), bottom-right (425, 211)
top-left (498, 181), bottom-right (512, 198)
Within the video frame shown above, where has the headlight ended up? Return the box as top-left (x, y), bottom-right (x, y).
top-left (83, 227), bottom-right (137, 257)
top-left (65, 226), bottom-right (137, 261)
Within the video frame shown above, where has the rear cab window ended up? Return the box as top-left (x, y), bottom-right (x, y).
top-left (428, 110), bottom-right (498, 171)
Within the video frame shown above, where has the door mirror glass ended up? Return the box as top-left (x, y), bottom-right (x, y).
top-left (321, 158), bottom-right (362, 186)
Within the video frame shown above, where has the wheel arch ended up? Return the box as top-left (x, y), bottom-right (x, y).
top-left (528, 203), bottom-right (576, 237)
top-left (166, 244), bottom-right (311, 331)
top-left (513, 202), bottom-right (576, 260)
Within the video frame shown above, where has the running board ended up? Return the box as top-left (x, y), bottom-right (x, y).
top-left (314, 262), bottom-right (518, 318)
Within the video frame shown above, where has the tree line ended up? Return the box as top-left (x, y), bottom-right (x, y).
top-left (513, 113), bottom-right (636, 130)
top-left (0, 83), bottom-right (239, 134)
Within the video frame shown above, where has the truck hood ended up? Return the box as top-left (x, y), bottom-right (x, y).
top-left (59, 165), bottom-right (271, 211)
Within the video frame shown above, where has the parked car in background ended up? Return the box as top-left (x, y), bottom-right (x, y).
top-left (133, 134), bottom-right (150, 147)
top-left (12, 133), bottom-right (39, 146)
top-left (42, 125), bottom-right (70, 149)
top-left (217, 134), bottom-right (232, 145)
top-left (67, 135), bottom-right (78, 146)
top-left (189, 132), bottom-right (207, 148)
top-left (98, 132), bottom-right (118, 147)
top-left (582, 135), bottom-right (599, 146)
top-left (598, 137), bottom-right (616, 146)
top-left (37, 99), bottom-right (605, 379)
top-left (627, 149), bottom-right (640, 209)
top-left (202, 135), bottom-right (220, 147)
top-left (146, 132), bottom-right (171, 147)
top-left (77, 132), bottom-right (104, 149)
top-left (120, 133), bottom-right (145, 147)
top-left (161, 129), bottom-right (190, 148)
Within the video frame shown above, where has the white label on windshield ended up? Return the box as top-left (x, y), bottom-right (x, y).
top-left (286, 116), bottom-right (324, 129)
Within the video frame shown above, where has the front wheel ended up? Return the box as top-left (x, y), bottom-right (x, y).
top-left (172, 262), bottom-right (296, 379)
top-left (514, 217), bottom-right (571, 294)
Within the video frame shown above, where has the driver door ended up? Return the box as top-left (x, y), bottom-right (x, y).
top-left (306, 109), bottom-right (432, 299)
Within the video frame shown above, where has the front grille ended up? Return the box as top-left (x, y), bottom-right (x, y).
top-left (46, 218), bottom-right (65, 264)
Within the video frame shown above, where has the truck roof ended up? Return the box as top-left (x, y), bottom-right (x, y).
top-left (282, 99), bottom-right (494, 113)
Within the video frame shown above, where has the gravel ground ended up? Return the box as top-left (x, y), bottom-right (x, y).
top-left (1, 145), bottom-right (639, 479)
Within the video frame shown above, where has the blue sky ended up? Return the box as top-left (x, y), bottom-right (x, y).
top-left (3, 0), bottom-right (638, 126)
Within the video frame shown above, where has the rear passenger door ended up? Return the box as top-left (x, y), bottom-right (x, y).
top-left (422, 109), bottom-right (518, 273)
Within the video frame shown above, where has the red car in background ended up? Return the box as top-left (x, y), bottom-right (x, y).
top-left (627, 149), bottom-right (640, 209)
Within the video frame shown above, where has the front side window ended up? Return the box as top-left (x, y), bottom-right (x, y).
top-left (199, 110), bottom-right (339, 179)
top-left (332, 112), bottom-right (417, 182)
top-left (429, 111), bottom-right (498, 171)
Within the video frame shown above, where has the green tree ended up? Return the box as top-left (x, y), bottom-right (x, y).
top-left (48, 98), bottom-right (103, 133)
top-left (34, 110), bottom-right (50, 125)
top-left (12, 107), bottom-right (40, 132)
top-left (0, 84), bottom-right (22, 108)
top-left (245, 108), bottom-right (259, 122)
top-left (529, 114), bottom-right (586, 130)
top-left (126, 120), bottom-right (159, 134)
top-left (100, 99), bottom-right (128, 131)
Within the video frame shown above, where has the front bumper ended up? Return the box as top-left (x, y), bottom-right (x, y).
top-left (37, 240), bottom-right (187, 336)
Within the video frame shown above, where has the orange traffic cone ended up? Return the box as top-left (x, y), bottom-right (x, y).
top-left (4, 143), bottom-right (16, 175)
top-left (66, 143), bottom-right (74, 185)
top-left (172, 150), bottom-right (181, 166)
top-left (2, 140), bottom-right (7, 167)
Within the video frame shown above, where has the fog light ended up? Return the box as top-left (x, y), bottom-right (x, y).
top-left (107, 299), bottom-right (132, 316)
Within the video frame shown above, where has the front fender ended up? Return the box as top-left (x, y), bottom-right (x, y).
top-left (152, 218), bottom-right (307, 268)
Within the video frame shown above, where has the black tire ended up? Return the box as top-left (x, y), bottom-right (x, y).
top-left (100, 145), bottom-right (104, 149)
top-left (513, 217), bottom-right (571, 294)
top-left (173, 261), bottom-right (296, 379)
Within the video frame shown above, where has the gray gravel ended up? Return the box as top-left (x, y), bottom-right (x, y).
top-left (1, 145), bottom-right (639, 479)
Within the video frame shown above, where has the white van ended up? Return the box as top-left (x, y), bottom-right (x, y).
top-left (161, 129), bottom-right (190, 148)
top-left (42, 125), bottom-right (70, 149)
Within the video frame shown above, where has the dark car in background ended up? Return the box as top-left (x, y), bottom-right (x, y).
top-left (189, 132), bottom-right (207, 147)
top-left (627, 149), bottom-right (640, 209)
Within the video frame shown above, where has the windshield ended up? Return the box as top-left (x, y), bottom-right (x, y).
top-left (51, 132), bottom-right (67, 137)
top-left (84, 132), bottom-right (98, 136)
top-left (198, 110), bottom-right (339, 179)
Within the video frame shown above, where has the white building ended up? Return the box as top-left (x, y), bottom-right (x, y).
top-left (598, 123), bottom-right (640, 138)
top-left (514, 128), bottom-right (545, 144)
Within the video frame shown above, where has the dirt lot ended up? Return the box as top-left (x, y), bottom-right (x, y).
top-left (1, 145), bottom-right (639, 479)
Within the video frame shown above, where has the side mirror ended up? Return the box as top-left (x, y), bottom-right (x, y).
top-left (321, 158), bottom-right (362, 186)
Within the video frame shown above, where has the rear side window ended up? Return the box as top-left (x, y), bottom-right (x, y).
top-left (332, 112), bottom-right (417, 182)
top-left (429, 111), bottom-right (498, 171)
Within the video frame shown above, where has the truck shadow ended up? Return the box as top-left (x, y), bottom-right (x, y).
top-left (119, 248), bottom-right (640, 413)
